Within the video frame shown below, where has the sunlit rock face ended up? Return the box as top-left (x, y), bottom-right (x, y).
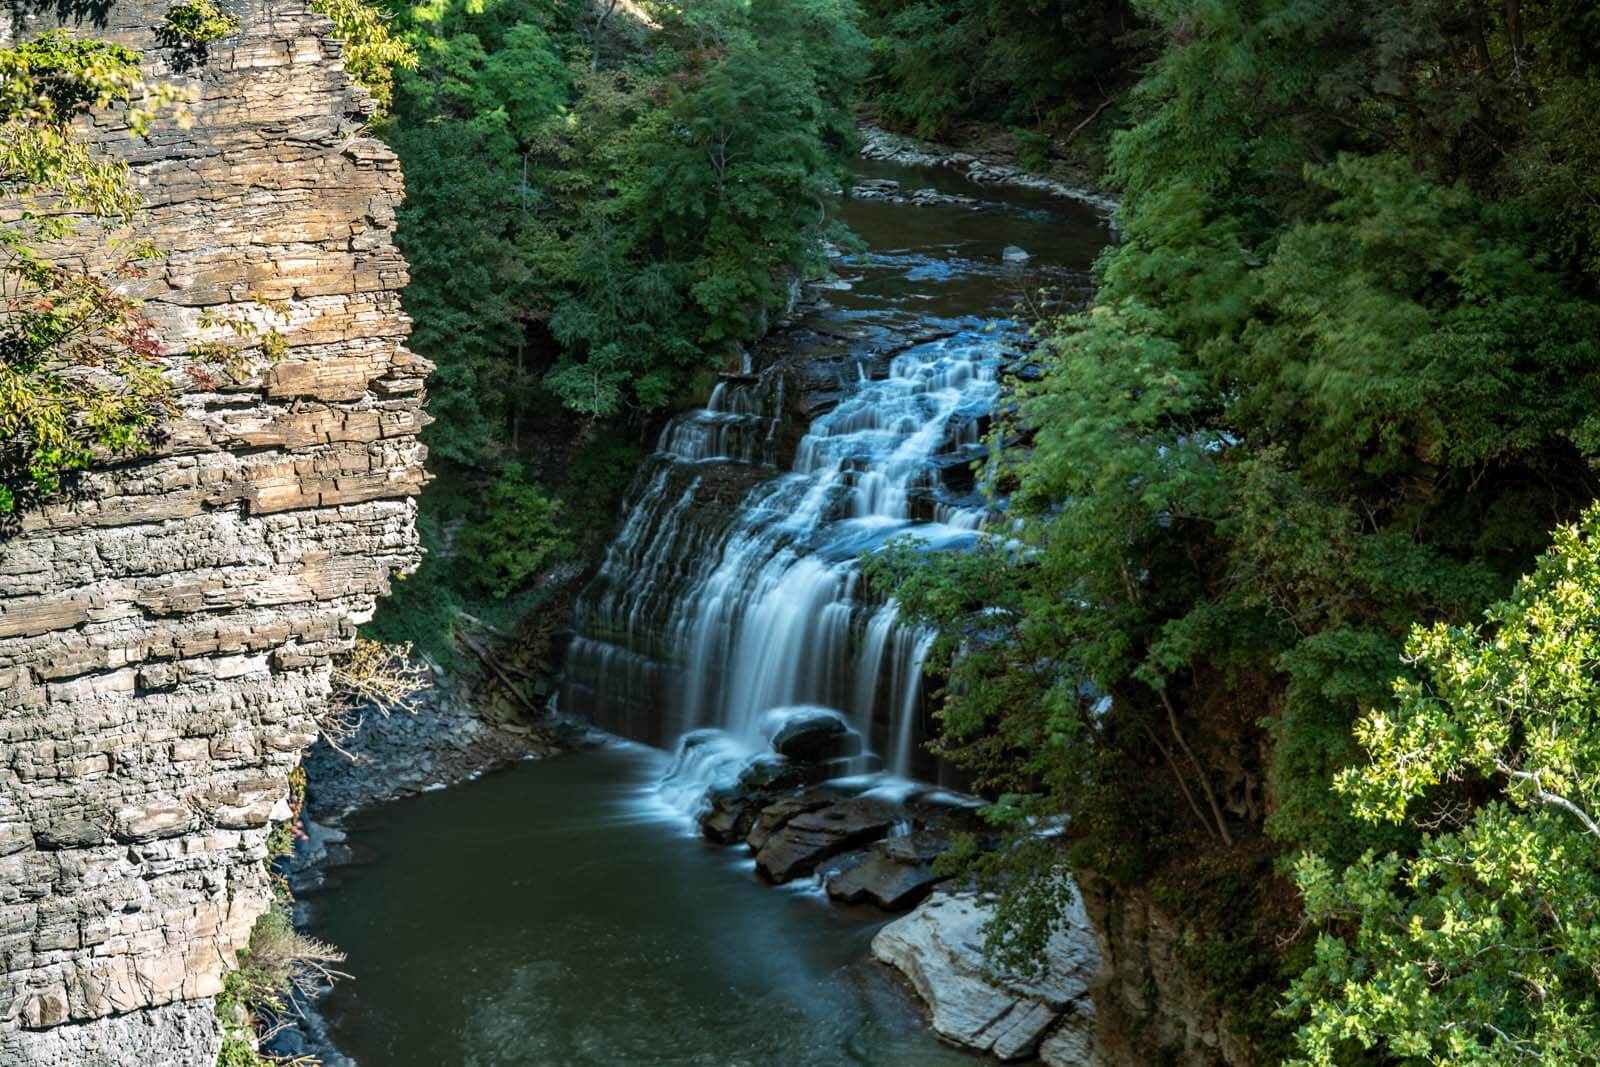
top-left (0, 1), bottom-right (426, 1061)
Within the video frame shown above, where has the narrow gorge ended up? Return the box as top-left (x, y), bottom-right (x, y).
top-left (8, 0), bottom-right (1600, 1065)
top-left (302, 150), bottom-right (1124, 1066)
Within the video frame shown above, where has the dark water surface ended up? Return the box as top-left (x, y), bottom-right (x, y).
top-left (304, 744), bottom-right (982, 1066)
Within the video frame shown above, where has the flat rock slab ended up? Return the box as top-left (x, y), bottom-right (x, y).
top-left (754, 796), bottom-right (898, 883)
top-left (871, 887), bottom-right (1105, 1063)
top-left (825, 830), bottom-right (949, 910)
top-left (744, 789), bottom-right (842, 852)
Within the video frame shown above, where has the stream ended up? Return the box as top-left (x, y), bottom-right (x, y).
top-left (304, 158), bottom-right (1110, 1065)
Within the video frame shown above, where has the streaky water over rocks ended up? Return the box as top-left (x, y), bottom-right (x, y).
top-left (562, 327), bottom-right (999, 779)
top-left (560, 156), bottom-right (1109, 794)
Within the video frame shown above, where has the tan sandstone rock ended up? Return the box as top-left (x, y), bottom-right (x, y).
top-left (0, 1), bottom-right (426, 1062)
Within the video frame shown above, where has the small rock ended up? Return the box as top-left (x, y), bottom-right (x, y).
top-left (745, 790), bottom-right (841, 852)
top-left (825, 830), bottom-right (949, 910)
top-left (851, 177), bottom-right (902, 201)
top-left (1002, 245), bottom-right (1030, 263)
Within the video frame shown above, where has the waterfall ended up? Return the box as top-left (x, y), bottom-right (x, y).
top-left (563, 330), bottom-right (1004, 787)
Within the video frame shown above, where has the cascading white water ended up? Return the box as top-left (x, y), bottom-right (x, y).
top-left (564, 333), bottom-right (1002, 787)
top-left (558, 156), bottom-right (1112, 801)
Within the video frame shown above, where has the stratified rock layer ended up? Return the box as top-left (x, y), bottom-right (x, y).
top-left (871, 887), bottom-right (1105, 1063)
top-left (0, 2), bottom-right (426, 1062)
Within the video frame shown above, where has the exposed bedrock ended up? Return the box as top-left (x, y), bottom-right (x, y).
top-left (872, 888), bottom-right (1105, 1064)
top-left (0, 1), bottom-right (426, 1062)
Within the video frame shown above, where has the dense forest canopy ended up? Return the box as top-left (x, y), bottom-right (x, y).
top-left (6, 0), bottom-right (1600, 1061)
top-left (875, 0), bottom-right (1600, 1060)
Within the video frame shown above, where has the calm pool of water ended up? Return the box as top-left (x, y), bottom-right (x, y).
top-left (302, 743), bottom-right (982, 1066)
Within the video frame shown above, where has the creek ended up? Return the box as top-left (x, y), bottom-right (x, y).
top-left (304, 157), bottom-right (1110, 1065)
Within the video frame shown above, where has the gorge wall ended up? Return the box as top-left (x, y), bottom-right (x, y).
top-left (0, 1), bottom-right (426, 1062)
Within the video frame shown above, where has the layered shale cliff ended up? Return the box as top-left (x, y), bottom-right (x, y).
top-left (0, 1), bottom-right (427, 1062)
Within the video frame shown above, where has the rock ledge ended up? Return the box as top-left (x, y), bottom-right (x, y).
top-left (872, 888), bottom-right (1106, 1064)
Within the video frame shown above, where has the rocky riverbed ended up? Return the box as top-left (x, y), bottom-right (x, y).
top-left (858, 123), bottom-right (1119, 215)
top-left (670, 712), bottom-right (1110, 1064)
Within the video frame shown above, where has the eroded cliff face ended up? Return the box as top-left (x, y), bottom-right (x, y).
top-left (0, 1), bottom-right (427, 1062)
top-left (1077, 871), bottom-right (1256, 1067)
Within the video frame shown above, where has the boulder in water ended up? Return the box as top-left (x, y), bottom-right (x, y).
top-left (755, 796), bottom-right (898, 883)
top-left (1002, 245), bottom-right (1031, 263)
top-left (825, 829), bottom-right (949, 910)
top-left (737, 753), bottom-right (805, 791)
top-left (699, 787), bottom-right (762, 845)
top-left (908, 187), bottom-right (981, 208)
top-left (696, 756), bottom-right (854, 844)
top-left (745, 789), bottom-right (843, 852)
top-left (851, 177), bottom-right (903, 200)
top-left (871, 887), bottom-right (1105, 1062)
top-left (767, 707), bottom-right (862, 763)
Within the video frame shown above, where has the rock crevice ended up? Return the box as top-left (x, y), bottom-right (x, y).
top-left (0, 2), bottom-right (425, 1063)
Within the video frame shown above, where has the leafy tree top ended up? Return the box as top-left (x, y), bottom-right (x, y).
top-left (1288, 507), bottom-right (1600, 1064)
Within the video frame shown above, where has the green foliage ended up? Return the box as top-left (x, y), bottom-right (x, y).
top-left (529, 0), bottom-right (866, 418)
top-left (371, 0), bottom-right (865, 660)
top-left (311, 0), bottom-right (418, 115)
top-left (385, 0), bottom-right (864, 449)
top-left (159, 1), bottom-right (238, 45)
top-left (1287, 508), bottom-right (1600, 1064)
top-left (215, 890), bottom-right (345, 1066)
top-left (456, 463), bottom-right (571, 598)
top-left (264, 767), bottom-right (306, 860)
top-left (875, 0), bottom-right (1600, 1051)
top-left (0, 32), bottom-right (181, 217)
top-left (0, 32), bottom-right (189, 514)
top-left (365, 436), bottom-right (633, 663)
top-left (862, 0), bottom-right (1142, 141)
top-left (364, 514), bottom-right (464, 665)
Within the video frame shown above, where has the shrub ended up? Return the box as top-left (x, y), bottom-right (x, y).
top-left (216, 895), bottom-right (347, 1056)
top-left (310, 0), bottom-right (417, 116)
top-left (0, 32), bottom-right (188, 514)
top-left (322, 638), bottom-right (428, 744)
top-left (456, 463), bottom-right (572, 598)
top-left (159, 0), bottom-right (238, 45)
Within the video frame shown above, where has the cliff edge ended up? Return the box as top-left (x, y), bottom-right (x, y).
top-left (0, 0), bottom-right (427, 1061)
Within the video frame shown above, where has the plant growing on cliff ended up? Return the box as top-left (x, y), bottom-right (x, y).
top-left (159, 0), bottom-right (239, 45)
top-left (0, 32), bottom-right (189, 514)
top-left (323, 638), bottom-right (429, 744)
top-left (217, 895), bottom-right (347, 1058)
top-left (310, 0), bottom-right (416, 116)
top-left (1287, 506), bottom-right (1600, 1064)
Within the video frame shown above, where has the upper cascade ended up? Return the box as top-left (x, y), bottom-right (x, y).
top-left (562, 169), bottom-right (1105, 794)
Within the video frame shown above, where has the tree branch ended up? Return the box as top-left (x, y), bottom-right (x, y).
top-left (1498, 762), bottom-right (1600, 840)
top-left (1159, 687), bottom-right (1234, 846)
